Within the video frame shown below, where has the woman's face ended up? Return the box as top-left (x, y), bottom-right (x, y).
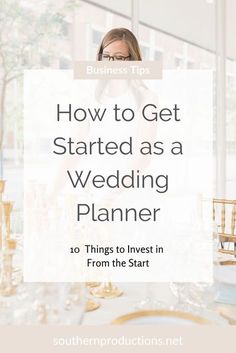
top-left (102, 40), bottom-right (130, 61)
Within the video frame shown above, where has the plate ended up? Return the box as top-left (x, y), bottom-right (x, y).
top-left (214, 265), bottom-right (236, 285)
top-left (112, 310), bottom-right (210, 325)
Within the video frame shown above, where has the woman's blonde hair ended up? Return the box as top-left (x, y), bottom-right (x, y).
top-left (97, 28), bottom-right (142, 61)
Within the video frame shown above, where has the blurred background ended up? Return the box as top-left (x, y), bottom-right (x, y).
top-left (0, 0), bottom-right (235, 233)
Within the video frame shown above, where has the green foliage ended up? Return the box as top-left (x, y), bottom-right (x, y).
top-left (0, 0), bottom-right (79, 80)
top-left (0, 0), bottom-right (79, 154)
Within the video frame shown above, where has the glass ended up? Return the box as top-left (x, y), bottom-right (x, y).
top-left (135, 283), bottom-right (166, 310)
top-left (99, 53), bottom-right (131, 61)
top-left (170, 282), bottom-right (217, 314)
top-left (169, 283), bottom-right (193, 312)
top-left (13, 283), bottom-right (86, 325)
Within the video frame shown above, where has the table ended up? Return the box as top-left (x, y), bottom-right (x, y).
top-left (82, 282), bottom-right (236, 325)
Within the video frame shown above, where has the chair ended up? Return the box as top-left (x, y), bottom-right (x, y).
top-left (213, 199), bottom-right (236, 264)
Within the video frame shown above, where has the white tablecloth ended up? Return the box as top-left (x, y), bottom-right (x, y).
top-left (82, 282), bottom-right (236, 325)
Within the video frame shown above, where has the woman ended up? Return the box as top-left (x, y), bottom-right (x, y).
top-left (50, 28), bottom-right (156, 206)
top-left (93, 28), bottom-right (157, 204)
top-left (97, 27), bottom-right (142, 62)
top-left (95, 28), bottom-right (145, 103)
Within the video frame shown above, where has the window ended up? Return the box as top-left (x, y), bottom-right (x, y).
top-left (140, 45), bottom-right (150, 60)
top-left (226, 67), bottom-right (236, 196)
top-left (3, 0), bottom-right (236, 219)
top-left (175, 56), bottom-right (184, 69)
top-left (61, 20), bottom-right (69, 36)
top-left (40, 55), bottom-right (51, 67)
top-left (92, 29), bottom-right (104, 46)
top-left (187, 60), bottom-right (195, 69)
top-left (59, 57), bottom-right (71, 69)
top-left (154, 50), bottom-right (163, 61)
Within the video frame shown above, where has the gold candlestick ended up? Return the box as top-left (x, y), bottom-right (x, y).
top-left (90, 282), bottom-right (123, 299)
top-left (7, 239), bottom-right (16, 250)
top-left (0, 197), bottom-right (16, 296)
top-left (0, 180), bottom-right (5, 197)
top-left (3, 202), bottom-right (12, 242)
top-left (0, 251), bottom-right (17, 296)
top-left (0, 180), bottom-right (6, 248)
